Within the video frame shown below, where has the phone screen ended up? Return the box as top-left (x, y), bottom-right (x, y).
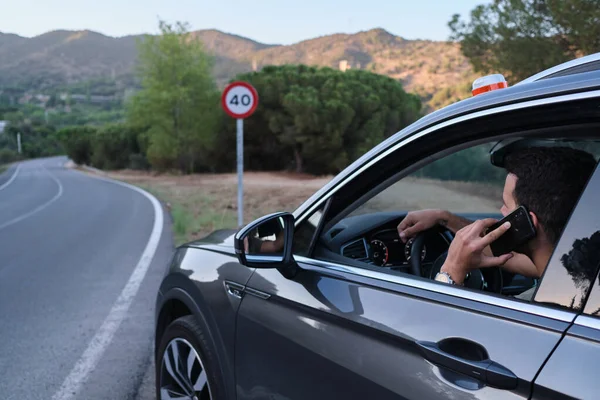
top-left (486, 206), bottom-right (536, 256)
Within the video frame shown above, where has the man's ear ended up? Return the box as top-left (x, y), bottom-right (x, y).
top-left (529, 211), bottom-right (540, 230)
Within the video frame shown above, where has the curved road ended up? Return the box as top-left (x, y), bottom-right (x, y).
top-left (0, 157), bottom-right (173, 400)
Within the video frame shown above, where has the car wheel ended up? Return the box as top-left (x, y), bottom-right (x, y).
top-left (156, 315), bottom-right (223, 400)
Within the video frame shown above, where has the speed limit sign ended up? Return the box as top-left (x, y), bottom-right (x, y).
top-left (221, 81), bottom-right (258, 119)
top-left (221, 81), bottom-right (259, 227)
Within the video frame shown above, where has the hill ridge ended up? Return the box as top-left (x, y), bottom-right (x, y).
top-left (0, 27), bottom-right (475, 110)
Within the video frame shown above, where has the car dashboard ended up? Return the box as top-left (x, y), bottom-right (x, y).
top-left (340, 227), bottom-right (451, 269)
top-left (320, 212), bottom-right (452, 275)
top-left (319, 211), bottom-right (537, 295)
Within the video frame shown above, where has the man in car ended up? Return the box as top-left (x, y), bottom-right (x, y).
top-left (397, 146), bottom-right (597, 300)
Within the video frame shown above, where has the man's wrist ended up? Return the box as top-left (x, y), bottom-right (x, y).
top-left (436, 210), bottom-right (452, 229)
top-left (437, 210), bottom-right (473, 234)
top-left (440, 262), bottom-right (466, 285)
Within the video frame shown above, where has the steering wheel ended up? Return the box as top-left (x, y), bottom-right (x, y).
top-left (409, 231), bottom-right (503, 293)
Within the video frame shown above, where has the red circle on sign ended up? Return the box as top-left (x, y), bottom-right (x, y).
top-left (221, 81), bottom-right (259, 119)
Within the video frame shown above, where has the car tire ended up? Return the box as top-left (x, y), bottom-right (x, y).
top-left (155, 315), bottom-right (224, 400)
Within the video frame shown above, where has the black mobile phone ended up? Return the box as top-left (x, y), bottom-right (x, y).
top-left (485, 206), bottom-right (536, 256)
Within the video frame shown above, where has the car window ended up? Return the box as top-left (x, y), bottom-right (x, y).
top-left (536, 160), bottom-right (600, 311)
top-left (349, 142), bottom-right (505, 216)
top-left (349, 140), bottom-right (600, 218)
top-left (293, 203), bottom-right (326, 257)
top-left (301, 134), bottom-right (600, 306)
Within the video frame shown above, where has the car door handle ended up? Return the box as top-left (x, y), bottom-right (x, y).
top-left (224, 281), bottom-right (244, 299)
top-left (416, 340), bottom-right (517, 390)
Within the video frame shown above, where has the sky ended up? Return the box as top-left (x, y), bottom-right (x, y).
top-left (1, 0), bottom-right (486, 44)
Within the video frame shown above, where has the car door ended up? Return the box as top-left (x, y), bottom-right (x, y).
top-left (233, 102), bottom-right (595, 399)
top-left (235, 253), bottom-right (576, 400)
top-left (529, 163), bottom-right (600, 400)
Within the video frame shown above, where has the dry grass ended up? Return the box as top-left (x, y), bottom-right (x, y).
top-left (106, 170), bottom-right (503, 246)
top-left (108, 170), bottom-right (331, 245)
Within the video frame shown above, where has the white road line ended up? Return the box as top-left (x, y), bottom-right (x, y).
top-left (0, 166), bottom-right (63, 231)
top-left (52, 173), bottom-right (164, 400)
top-left (0, 163), bottom-right (21, 191)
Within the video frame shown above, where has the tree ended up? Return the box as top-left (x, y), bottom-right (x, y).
top-left (211, 65), bottom-right (422, 175)
top-left (449, 0), bottom-right (600, 83)
top-left (561, 231), bottom-right (600, 291)
top-left (55, 126), bottom-right (96, 165)
top-left (91, 124), bottom-right (147, 170)
top-left (2, 112), bottom-right (63, 159)
top-left (127, 20), bottom-right (219, 173)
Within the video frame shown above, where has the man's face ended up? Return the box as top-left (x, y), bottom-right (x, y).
top-left (500, 173), bottom-right (518, 217)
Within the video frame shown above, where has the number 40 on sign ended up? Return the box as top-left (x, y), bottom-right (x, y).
top-left (221, 81), bottom-right (259, 227)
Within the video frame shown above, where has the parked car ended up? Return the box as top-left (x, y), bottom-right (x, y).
top-left (155, 53), bottom-right (600, 400)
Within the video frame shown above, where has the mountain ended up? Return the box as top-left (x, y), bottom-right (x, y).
top-left (0, 30), bottom-right (137, 89)
top-left (0, 28), bottom-right (476, 109)
top-left (190, 30), bottom-right (278, 87)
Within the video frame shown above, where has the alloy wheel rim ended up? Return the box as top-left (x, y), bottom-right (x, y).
top-left (160, 338), bottom-right (212, 400)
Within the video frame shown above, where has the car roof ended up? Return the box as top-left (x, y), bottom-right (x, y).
top-left (409, 69), bottom-right (600, 139)
top-left (517, 52), bottom-right (600, 84)
top-left (294, 69), bottom-right (600, 220)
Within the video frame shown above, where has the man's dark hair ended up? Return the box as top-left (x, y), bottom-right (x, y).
top-left (504, 146), bottom-right (597, 245)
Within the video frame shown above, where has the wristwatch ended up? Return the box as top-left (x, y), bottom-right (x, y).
top-left (435, 271), bottom-right (460, 285)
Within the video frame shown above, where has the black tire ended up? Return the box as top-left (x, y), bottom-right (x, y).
top-left (155, 315), bottom-right (224, 400)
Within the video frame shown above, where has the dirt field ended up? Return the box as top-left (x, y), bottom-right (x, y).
top-left (107, 170), bottom-right (502, 245)
top-left (108, 170), bottom-right (331, 244)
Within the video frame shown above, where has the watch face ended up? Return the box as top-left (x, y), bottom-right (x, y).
top-left (435, 272), bottom-right (451, 284)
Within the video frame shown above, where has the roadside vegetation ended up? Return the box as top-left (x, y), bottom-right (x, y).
top-left (55, 21), bottom-right (423, 176)
top-left (107, 170), bottom-right (328, 245)
top-left (450, 0), bottom-right (600, 84)
top-left (4, 2), bottom-right (600, 243)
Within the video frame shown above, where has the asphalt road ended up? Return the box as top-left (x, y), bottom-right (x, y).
top-left (0, 157), bottom-right (173, 400)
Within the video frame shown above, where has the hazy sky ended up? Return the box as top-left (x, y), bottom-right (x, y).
top-left (2, 0), bottom-right (486, 44)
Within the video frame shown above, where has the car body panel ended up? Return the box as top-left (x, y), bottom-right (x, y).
top-left (532, 316), bottom-right (600, 400)
top-left (235, 261), bottom-right (570, 399)
top-left (156, 245), bottom-right (255, 400)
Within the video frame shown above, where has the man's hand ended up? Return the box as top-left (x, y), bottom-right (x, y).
top-left (397, 209), bottom-right (446, 243)
top-left (441, 219), bottom-right (514, 284)
top-left (261, 229), bottom-right (284, 253)
top-left (397, 209), bottom-right (474, 243)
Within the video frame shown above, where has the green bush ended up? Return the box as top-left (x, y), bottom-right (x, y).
top-left (211, 65), bottom-right (423, 175)
top-left (91, 124), bottom-right (145, 170)
top-left (2, 120), bottom-right (63, 159)
top-left (56, 123), bottom-right (147, 169)
top-left (413, 143), bottom-right (506, 184)
top-left (0, 148), bottom-right (21, 164)
top-left (128, 153), bottom-right (150, 170)
top-left (56, 126), bottom-right (96, 165)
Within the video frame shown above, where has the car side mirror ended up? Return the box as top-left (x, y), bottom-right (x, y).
top-left (234, 212), bottom-right (295, 269)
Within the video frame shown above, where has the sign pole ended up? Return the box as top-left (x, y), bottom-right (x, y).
top-left (236, 118), bottom-right (244, 227)
top-left (17, 133), bottom-right (22, 154)
top-left (221, 81), bottom-right (258, 228)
